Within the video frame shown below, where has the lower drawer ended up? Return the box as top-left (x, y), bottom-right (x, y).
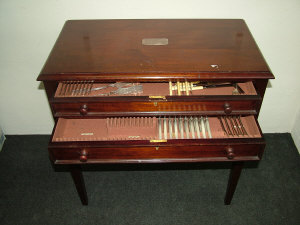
top-left (49, 115), bottom-right (265, 164)
top-left (49, 143), bottom-right (264, 164)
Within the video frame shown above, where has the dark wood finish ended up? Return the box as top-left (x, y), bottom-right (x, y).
top-left (43, 81), bottom-right (57, 116)
top-left (70, 166), bottom-right (88, 205)
top-left (253, 79), bottom-right (269, 116)
top-left (37, 19), bottom-right (273, 205)
top-left (224, 162), bottom-right (244, 205)
top-left (50, 143), bottom-right (264, 164)
top-left (37, 19), bottom-right (274, 81)
top-left (51, 97), bottom-right (260, 117)
top-left (39, 72), bottom-right (274, 82)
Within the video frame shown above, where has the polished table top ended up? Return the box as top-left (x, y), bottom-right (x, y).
top-left (38, 19), bottom-right (274, 81)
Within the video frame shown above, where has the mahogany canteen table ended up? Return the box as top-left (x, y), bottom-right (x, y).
top-left (37, 19), bottom-right (274, 205)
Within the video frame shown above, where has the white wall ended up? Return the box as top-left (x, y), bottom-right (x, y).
top-left (0, 0), bottom-right (300, 135)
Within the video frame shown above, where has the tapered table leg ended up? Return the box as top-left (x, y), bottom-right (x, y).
top-left (224, 162), bottom-right (244, 205)
top-left (70, 166), bottom-right (88, 205)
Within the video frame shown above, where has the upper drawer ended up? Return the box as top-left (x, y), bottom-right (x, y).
top-left (50, 81), bottom-right (261, 117)
top-left (51, 98), bottom-right (260, 117)
top-left (54, 81), bottom-right (257, 97)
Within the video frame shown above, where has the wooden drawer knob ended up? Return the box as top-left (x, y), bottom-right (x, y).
top-left (79, 104), bottom-right (88, 115)
top-left (224, 103), bottom-right (232, 114)
top-left (226, 147), bottom-right (235, 159)
top-left (79, 149), bottom-right (88, 162)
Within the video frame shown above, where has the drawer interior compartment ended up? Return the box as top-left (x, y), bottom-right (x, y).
top-left (52, 115), bottom-right (261, 142)
top-left (54, 81), bottom-right (257, 98)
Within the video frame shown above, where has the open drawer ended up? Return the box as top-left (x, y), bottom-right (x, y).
top-left (50, 81), bottom-right (261, 117)
top-left (54, 81), bottom-right (258, 97)
top-left (49, 115), bottom-right (265, 164)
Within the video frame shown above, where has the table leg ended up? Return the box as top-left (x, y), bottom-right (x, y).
top-left (224, 161), bottom-right (244, 205)
top-left (70, 166), bottom-right (88, 205)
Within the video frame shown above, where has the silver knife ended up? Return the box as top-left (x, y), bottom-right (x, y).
top-left (184, 117), bottom-right (189, 139)
top-left (206, 116), bottom-right (212, 138)
top-left (201, 116), bottom-right (206, 138)
top-left (190, 117), bottom-right (195, 139)
top-left (194, 117), bottom-right (201, 138)
top-left (169, 117), bottom-right (173, 139)
top-left (164, 116), bottom-right (167, 139)
top-left (174, 117), bottom-right (178, 139)
top-left (179, 117), bottom-right (184, 139)
top-left (158, 117), bottom-right (162, 140)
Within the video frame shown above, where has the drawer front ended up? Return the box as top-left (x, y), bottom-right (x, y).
top-left (49, 143), bottom-right (265, 164)
top-left (51, 100), bottom-right (259, 117)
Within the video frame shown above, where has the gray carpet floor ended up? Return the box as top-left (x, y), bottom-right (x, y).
top-left (0, 134), bottom-right (299, 225)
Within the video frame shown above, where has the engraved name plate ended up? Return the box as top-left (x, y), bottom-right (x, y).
top-left (142, 38), bottom-right (168, 46)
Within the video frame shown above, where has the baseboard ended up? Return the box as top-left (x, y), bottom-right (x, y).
top-left (291, 133), bottom-right (300, 154)
top-left (0, 127), bottom-right (5, 152)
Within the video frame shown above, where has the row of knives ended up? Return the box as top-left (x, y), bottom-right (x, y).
top-left (158, 116), bottom-right (212, 140)
top-left (218, 116), bottom-right (248, 137)
top-left (58, 81), bottom-right (244, 97)
top-left (106, 117), bottom-right (156, 127)
top-left (58, 81), bottom-right (94, 96)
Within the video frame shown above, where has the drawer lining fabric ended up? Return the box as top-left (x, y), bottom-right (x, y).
top-left (52, 115), bottom-right (261, 142)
